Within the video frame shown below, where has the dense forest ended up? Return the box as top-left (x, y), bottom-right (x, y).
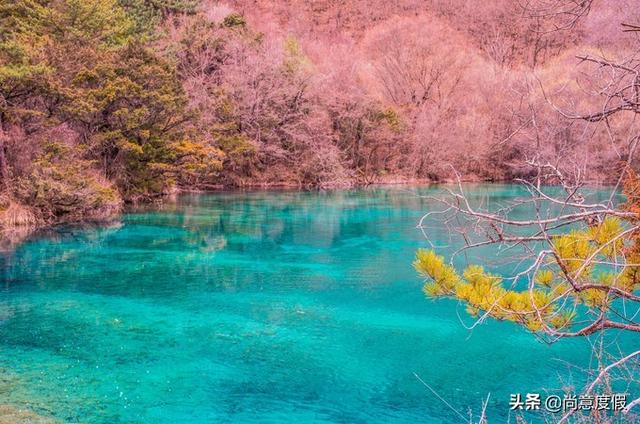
top-left (0, 0), bottom-right (638, 227)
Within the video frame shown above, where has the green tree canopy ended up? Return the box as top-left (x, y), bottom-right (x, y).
top-left (0, 0), bottom-right (221, 224)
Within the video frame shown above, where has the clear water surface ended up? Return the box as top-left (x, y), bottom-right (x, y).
top-left (0, 185), bottom-right (629, 423)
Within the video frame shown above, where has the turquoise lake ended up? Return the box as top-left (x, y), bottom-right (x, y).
top-left (0, 185), bottom-right (626, 423)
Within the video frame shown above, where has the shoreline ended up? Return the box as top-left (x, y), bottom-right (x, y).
top-left (0, 178), bottom-right (621, 247)
top-left (1, 177), bottom-right (436, 238)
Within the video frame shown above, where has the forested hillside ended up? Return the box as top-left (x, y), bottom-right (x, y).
top-left (0, 0), bottom-right (638, 227)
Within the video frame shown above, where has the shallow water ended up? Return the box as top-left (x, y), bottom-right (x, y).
top-left (0, 185), bottom-right (629, 423)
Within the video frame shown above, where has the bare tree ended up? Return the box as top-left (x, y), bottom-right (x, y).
top-left (415, 20), bottom-right (640, 423)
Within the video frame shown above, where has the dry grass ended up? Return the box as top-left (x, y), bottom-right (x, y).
top-left (0, 202), bottom-right (38, 228)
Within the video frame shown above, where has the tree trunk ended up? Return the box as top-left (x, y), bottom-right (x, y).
top-left (0, 115), bottom-right (10, 193)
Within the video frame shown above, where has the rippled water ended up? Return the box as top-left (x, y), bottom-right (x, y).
top-left (0, 185), bottom-right (626, 423)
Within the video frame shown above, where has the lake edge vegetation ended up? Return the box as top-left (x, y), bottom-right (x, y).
top-left (2, 0), bottom-right (639, 230)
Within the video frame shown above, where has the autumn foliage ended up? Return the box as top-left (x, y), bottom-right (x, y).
top-left (1, 0), bottom-right (638, 226)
